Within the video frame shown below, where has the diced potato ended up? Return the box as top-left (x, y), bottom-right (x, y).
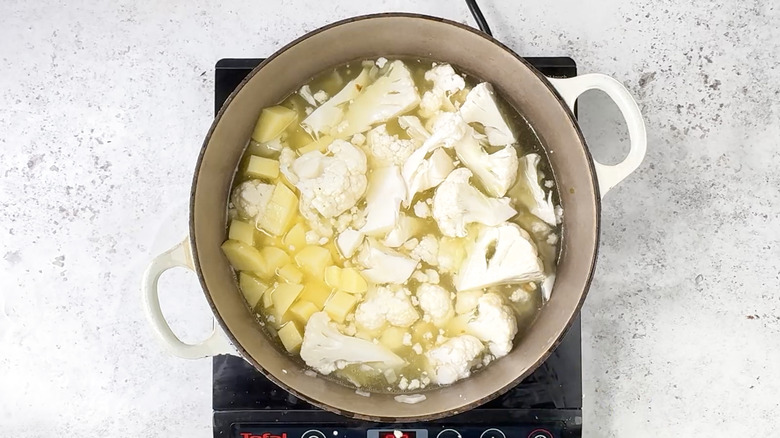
top-left (271, 283), bottom-right (304, 317)
top-left (228, 219), bottom-right (256, 246)
top-left (295, 246), bottom-right (333, 278)
top-left (252, 105), bottom-right (297, 143)
top-left (278, 322), bottom-right (304, 353)
top-left (278, 263), bottom-right (304, 284)
top-left (324, 265), bottom-right (342, 288)
top-left (298, 135), bottom-right (334, 154)
top-left (324, 290), bottom-right (358, 323)
top-left (258, 232), bottom-right (284, 249)
top-left (262, 288), bottom-right (274, 309)
top-left (325, 240), bottom-right (341, 263)
top-left (266, 311), bottom-right (291, 330)
top-left (299, 282), bottom-right (333, 309)
top-left (288, 300), bottom-right (319, 326)
top-left (238, 272), bottom-right (268, 309)
top-left (246, 156), bottom-right (280, 180)
top-left (221, 240), bottom-right (264, 273)
top-left (257, 246), bottom-right (291, 279)
top-left (286, 125), bottom-right (314, 150)
top-left (339, 268), bottom-right (368, 294)
top-left (379, 326), bottom-right (407, 351)
top-left (257, 182), bottom-right (298, 236)
top-left (445, 314), bottom-right (473, 337)
top-left (282, 223), bottom-right (307, 251)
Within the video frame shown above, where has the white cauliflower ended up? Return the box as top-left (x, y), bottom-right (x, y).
top-left (336, 228), bottom-right (364, 258)
top-left (230, 179), bottom-right (274, 222)
top-left (416, 283), bottom-right (454, 327)
top-left (355, 286), bottom-right (419, 330)
top-left (280, 140), bottom-right (367, 218)
top-left (405, 148), bottom-right (455, 206)
top-left (541, 274), bottom-right (556, 302)
top-left (340, 60), bottom-right (421, 137)
top-left (432, 168), bottom-right (517, 237)
top-left (300, 312), bottom-right (405, 375)
top-left (298, 84), bottom-right (318, 106)
top-left (357, 239), bottom-right (418, 284)
top-left (360, 165), bottom-right (406, 236)
top-left (410, 234), bottom-right (439, 266)
top-left (383, 214), bottom-right (424, 248)
top-left (412, 269), bottom-right (440, 284)
top-left (412, 199), bottom-right (432, 218)
top-left (365, 124), bottom-right (418, 166)
top-left (301, 67), bottom-right (372, 136)
top-left (518, 153), bottom-right (557, 226)
top-left (456, 222), bottom-right (545, 292)
top-left (398, 115), bottom-right (430, 141)
top-left (425, 335), bottom-right (485, 385)
top-left (454, 128), bottom-right (518, 197)
top-left (455, 289), bottom-right (484, 314)
top-left (466, 293), bottom-right (517, 357)
top-left (418, 63), bottom-right (466, 118)
top-left (313, 90), bottom-right (328, 104)
top-left (459, 82), bottom-right (516, 146)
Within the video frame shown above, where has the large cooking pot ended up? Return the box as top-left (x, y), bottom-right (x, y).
top-left (142, 13), bottom-right (646, 421)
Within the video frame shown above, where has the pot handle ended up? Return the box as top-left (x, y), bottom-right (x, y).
top-left (142, 238), bottom-right (233, 359)
top-left (548, 74), bottom-right (647, 197)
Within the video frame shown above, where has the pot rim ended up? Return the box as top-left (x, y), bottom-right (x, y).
top-left (188, 12), bottom-right (601, 421)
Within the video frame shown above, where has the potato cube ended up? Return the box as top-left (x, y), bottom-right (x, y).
top-left (299, 282), bottom-right (333, 309)
top-left (282, 223), bottom-right (307, 252)
top-left (298, 135), bottom-right (333, 154)
top-left (228, 220), bottom-right (256, 246)
top-left (288, 300), bottom-right (319, 326)
top-left (238, 272), bottom-right (268, 309)
top-left (271, 283), bottom-right (304, 317)
top-left (445, 314), bottom-right (473, 338)
top-left (258, 246), bottom-right (291, 279)
top-left (257, 182), bottom-right (298, 236)
top-left (379, 326), bottom-right (407, 351)
top-left (278, 322), bottom-right (304, 353)
top-left (323, 290), bottom-right (358, 323)
top-left (278, 263), bottom-right (304, 284)
top-left (252, 105), bottom-right (297, 143)
top-left (285, 124), bottom-right (314, 150)
top-left (339, 268), bottom-right (368, 294)
top-left (295, 246), bottom-right (333, 278)
top-left (262, 288), bottom-right (274, 309)
top-left (246, 156), bottom-right (280, 180)
top-left (324, 265), bottom-right (342, 288)
top-left (221, 240), bottom-right (264, 273)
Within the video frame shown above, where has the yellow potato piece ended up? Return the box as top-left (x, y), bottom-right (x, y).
top-left (285, 124), bottom-right (314, 150)
top-left (238, 272), bottom-right (268, 309)
top-left (298, 135), bottom-right (333, 154)
top-left (278, 263), bottom-right (304, 284)
top-left (258, 246), bottom-right (291, 279)
top-left (288, 300), bottom-right (319, 326)
top-left (282, 223), bottom-right (307, 252)
top-left (271, 283), bottom-right (304, 317)
top-left (324, 291), bottom-right (358, 323)
top-left (379, 326), bottom-right (407, 351)
top-left (299, 282), bottom-right (333, 309)
top-left (324, 265), bottom-right (342, 288)
top-left (278, 322), bottom-right (304, 353)
top-left (444, 313), bottom-right (473, 337)
top-left (246, 156), bottom-right (280, 180)
top-left (295, 246), bottom-right (333, 279)
top-left (221, 240), bottom-right (264, 274)
top-left (262, 288), bottom-right (274, 309)
top-left (252, 105), bottom-right (297, 143)
top-left (257, 182), bottom-right (298, 236)
top-left (339, 268), bottom-right (368, 294)
top-left (228, 220), bottom-right (256, 246)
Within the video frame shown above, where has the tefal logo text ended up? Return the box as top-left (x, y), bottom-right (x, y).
top-left (239, 433), bottom-right (287, 438)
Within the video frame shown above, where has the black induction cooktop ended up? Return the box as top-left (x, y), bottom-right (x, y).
top-left (212, 57), bottom-right (582, 438)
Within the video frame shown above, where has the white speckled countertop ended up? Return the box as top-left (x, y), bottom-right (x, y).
top-left (1, 0), bottom-right (779, 436)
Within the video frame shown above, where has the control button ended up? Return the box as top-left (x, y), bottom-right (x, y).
top-left (527, 429), bottom-right (553, 438)
top-left (301, 430), bottom-right (327, 438)
top-left (436, 429), bottom-right (462, 438)
top-left (480, 428), bottom-right (506, 438)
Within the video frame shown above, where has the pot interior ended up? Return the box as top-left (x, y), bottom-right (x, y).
top-left (190, 13), bottom-right (599, 421)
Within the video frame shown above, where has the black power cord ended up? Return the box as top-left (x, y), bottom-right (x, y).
top-left (465, 0), bottom-right (493, 36)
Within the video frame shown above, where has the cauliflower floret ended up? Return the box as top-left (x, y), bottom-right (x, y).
top-left (454, 128), bottom-right (519, 197)
top-left (383, 214), bottom-right (424, 248)
top-left (432, 168), bottom-right (517, 237)
top-left (425, 335), bottom-right (485, 385)
top-left (376, 57), bottom-right (388, 68)
top-left (365, 124), bottom-right (418, 166)
top-left (298, 84), bottom-right (318, 106)
top-left (456, 223), bottom-right (545, 292)
top-left (336, 228), bottom-right (364, 258)
top-left (280, 141), bottom-right (367, 219)
top-left (398, 115), bottom-right (430, 142)
top-left (301, 67), bottom-right (372, 136)
top-left (466, 293), bottom-right (517, 357)
top-left (517, 153), bottom-right (557, 226)
top-left (355, 286), bottom-right (419, 330)
top-left (340, 60), bottom-right (421, 137)
top-left (413, 199), bottom-right (431, 218)
top-left (455, 290), bottom-right (484, 314)
top-left (357, 239), bottom-right (418, 284)
top-left (360, 165), bottom-right (406, 236)
top-left (313, 90), bottom-right (329, 104)
top-left (459, 82), bottom-right (516, 146)
top-left (300, 312), bottom-right (406, 375)
top-left (541, 274), bottom-right (556, 302)
top-left (410, 234), bottom-right (439, 266)
top-left (412, 269), bottom-right (440, 284)
top-left (416, 283), bottom-right (454, 327)
top-left (418, 64), bottom-right (466, 118)
top-left (230, 179), bottom-right (274, 222)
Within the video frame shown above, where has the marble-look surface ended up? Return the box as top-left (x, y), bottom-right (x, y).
top-left (1, 0), bottom-right (778, 436)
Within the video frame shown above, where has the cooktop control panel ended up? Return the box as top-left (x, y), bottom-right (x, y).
top-left (232, 425), bottom-right (560, 438)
